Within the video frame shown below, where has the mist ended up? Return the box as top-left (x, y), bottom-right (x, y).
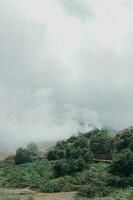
top-left (0, 0), bottom-right (133, 148)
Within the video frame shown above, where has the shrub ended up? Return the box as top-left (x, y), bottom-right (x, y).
top-left (53, 161), bottom-right (68, 177)
top-left (0, 160), bottom-right (54, 189)
top-left (89, 130), bottom-right (113, 155)
top-left (15, 148), bottom-right (33, 165)
top-left (47, 150), bottom-right (57, 160)
top-left (27, 143), bottom-right (39, 156)
top-left (106, 174), bottom-right (133, 188)
top-left (110, 149), bottom-right (133, 176)
top-left (53, 158), bottom-right (90, 177)
top-left (79, 182), bottom-right (111, 198)
top-left (114, 128), bottom-right (133, 153)
top-left (129, 136), bottom-right (133, 151)
top-left (42, 177), bottom-right (75, 193)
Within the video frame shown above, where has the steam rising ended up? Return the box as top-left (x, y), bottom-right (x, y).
top-left (0, 0), bottom-right (133, 147)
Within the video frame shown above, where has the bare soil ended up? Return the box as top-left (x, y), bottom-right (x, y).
top-left (33, 192), bottom-right (77, 200)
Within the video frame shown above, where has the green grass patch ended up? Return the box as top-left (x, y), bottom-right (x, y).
top-left (0, 195), bottom-right (32, 200)
top-left (77, 187), bottom-right (133, 200)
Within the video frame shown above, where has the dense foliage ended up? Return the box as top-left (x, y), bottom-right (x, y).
top-left (0, 127), bottom-right (133, 199)
top-left (47, 136), bottom-right (94, 176)
top-left (77, 187), bottom-right (133, 200)
top-left (15, 143), bottom-right (39, 164)
top-left (15, 148), bottom-right (33, 165)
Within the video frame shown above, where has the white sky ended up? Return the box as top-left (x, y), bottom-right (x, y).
top-left (0, 0), bottom-right (133, 148)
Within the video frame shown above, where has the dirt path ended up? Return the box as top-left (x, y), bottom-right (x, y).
top-left (33, 192), bottom-right (77, 200)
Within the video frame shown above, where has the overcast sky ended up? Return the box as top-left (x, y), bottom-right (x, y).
top-left (0, 0), bottom-right (133, 147)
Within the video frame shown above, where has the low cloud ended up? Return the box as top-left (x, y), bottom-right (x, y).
top-left (0, 0), bottom-right (133, 148)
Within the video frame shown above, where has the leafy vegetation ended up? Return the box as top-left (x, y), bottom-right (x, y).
top-left (0, 160), bottom-right (54, 189)
top-left (0, 195), bottom-right (32, 200)
top-left (15, 143), bottom-right (39, 165)
top-left (15, 148), bottom-right (33, 165)
top-left (0, 189), bottom-right (33, 200)
top-left (77, 187), bottom-right (133, 200)
top-left (0, 127), bottom-right (133, 199)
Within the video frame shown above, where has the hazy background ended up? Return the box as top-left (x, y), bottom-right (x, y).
top-left (0, 0), bottom-right (133, 148)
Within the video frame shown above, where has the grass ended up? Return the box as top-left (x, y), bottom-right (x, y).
top-left (77, 187), bottom-right (133, 200)
top-left (0, 195), bottom-right (33, 200)
top-left (1, 189), bottom-right (133, 200)
top-left (0, 189), bottom-right (33, 200)
top-left (0, 192), bottom-right (33, 200)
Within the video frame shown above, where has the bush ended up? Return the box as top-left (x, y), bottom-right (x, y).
top-left (47, 150), bottom-right (57, 160)
top-left (79, 182), bottom-right (111, 198)
top-left (53, 158), bottom-right (90, 177)
top-left (114, 128), bottom-right (133, 153)
top-left (110, 149), bottom-right (133, 176)
top-left (27, 143), bottom-right (39, 156)
top-left (53, 161), bottom-right (68, 177)
top-left (106, 174), bottom-right (133, 188)
top-left (42, 177), bottom-right (75, 193)
top-left (0, 160), bottom-right (54, 189)
top-left (89, 130), bottom-right (114, 155)
top-left (15, 148), bottom-right (33, 165)
top-left (129, 136), bottom-right (133, 151)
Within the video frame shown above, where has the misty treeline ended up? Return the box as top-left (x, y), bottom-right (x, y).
top-left (15, 143), bottom-right (39, 165)
top-left (47, 128), bottom-right (133, 177)
top-left (0, 127), bottom-right (133, 198)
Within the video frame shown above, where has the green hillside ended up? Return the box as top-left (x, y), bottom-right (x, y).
top-left (0, 127), bottom-right (133, 199)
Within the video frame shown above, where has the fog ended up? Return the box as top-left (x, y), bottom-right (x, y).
top-left (0, 0), bottom-right (133, 148)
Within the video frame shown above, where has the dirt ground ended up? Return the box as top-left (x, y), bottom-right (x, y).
top-left (33, 192), bottom-right (77, 200)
